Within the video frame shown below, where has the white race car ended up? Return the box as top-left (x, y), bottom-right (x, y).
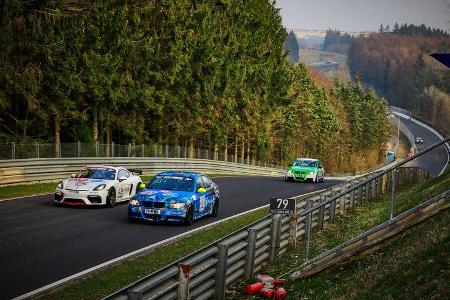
top-left (54, 165), bottom-right (143, 207)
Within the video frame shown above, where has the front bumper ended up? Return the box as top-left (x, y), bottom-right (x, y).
top-left (54, 189), bottom-right (107, 206)
top-left (286, 172), bottom-right (316, 181)
top-left (128, 205), bottom-right (187, 222)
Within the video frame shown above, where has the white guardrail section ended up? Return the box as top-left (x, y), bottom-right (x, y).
top-left (102, 166), bottom-right (431, 300)
top-left (0, 158), bottom-right (285, 186)
top-left (390, 105), bottom-right (450, 175)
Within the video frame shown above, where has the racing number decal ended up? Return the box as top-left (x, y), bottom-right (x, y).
top-left (199, 196), bottom-right (206, 211)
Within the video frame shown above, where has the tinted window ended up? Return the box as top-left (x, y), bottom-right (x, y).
top-left (201, 176), bottom-right (211, 188)
top-left (76, 168), bottom-right (116, 180)
top-left (118, 169), bottom-right (130, 179)
top-left (293, 160), bottom-right (317, 168)
top-left (196, 177), bottom-right (205, 189)
top-left (147, 175), bottom-right (194, 192)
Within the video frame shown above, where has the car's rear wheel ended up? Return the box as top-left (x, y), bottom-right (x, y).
top-left (183, 206), bottom-right (194, 225)
top-left (106, 188), bottom-right (116, 208)
top-left (211, 199), bottom-right (219, 217)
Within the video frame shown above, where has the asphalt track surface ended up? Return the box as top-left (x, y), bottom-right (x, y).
top-left (1, 117), bottom-right (447, 299)
top-left (396, 116), bottom-right (448, 175)
top-left (0, 177), bottom-right (340, 299)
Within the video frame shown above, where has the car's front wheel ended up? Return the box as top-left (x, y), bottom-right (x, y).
top-left (183, 206), bottom-right (194, 225)
top-left (106, 188), bottom-right (116, 208)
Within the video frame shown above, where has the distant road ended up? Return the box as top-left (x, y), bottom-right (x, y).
top-left (308, 61), bottom-right (340, 72)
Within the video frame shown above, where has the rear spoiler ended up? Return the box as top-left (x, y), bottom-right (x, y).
top-left (129, 169), bottom-right (143, 175)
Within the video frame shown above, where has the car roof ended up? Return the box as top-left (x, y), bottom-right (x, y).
top-left (156, 171), bottom-right (205, 178)
top-left (86, 165), bottom-right (120, 171)
top-left (295, 158), bottom-right (318, 161)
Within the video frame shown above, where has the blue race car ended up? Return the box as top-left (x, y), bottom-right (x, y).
top-left (128, 171), bottom-right (220, 225)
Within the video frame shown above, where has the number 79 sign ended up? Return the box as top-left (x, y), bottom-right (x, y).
top-left (270, 198), bottom-right (295, 214)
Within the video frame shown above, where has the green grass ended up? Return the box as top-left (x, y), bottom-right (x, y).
top-left (0, 182), bottom-right (57, 200)
top-left (0, 173), bottom-right (245, 201)
top-left (38, 207), bottom-right (269, 300)
top-left (227, 170), bottom-right (450, 299)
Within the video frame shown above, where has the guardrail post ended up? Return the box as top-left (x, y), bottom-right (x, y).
top-left (269, 213), bottom-right (282, 264)
top-left (318, 196), bottom-right (325, 229)
top-left (305, 199), bottom-right (313, 261)
top-left (111, 142), bottom-right (114, 157)
top-left (141, 144), bottom-right (145, 157)
top-left (36, 142), bottom-right (39, 158)
top-left (215, 242), bottom-right (229, 300)
top-left (77, 141), bottom-right (80, 157)
top-left (11, 142), bottom-right (15, 159)
top-left (177, 145), bottom-right (181, 158)
top-left (244, 228), bottom-right (257, 280)
top-left (177, 264), bottom-right (191, 300)
top-left (165, 144), bottom-right (169, 158)
top-left (128, 143), bottom-right (131, 157)
top-left (289, 201), bottom-right (298, 245)
top-left (349, 188), bottom-right (355, 209)
top-left (330, 194), bottom-right (336, 222)
top-left (390, 168), bottom-right (397, 219)
top-left (95, 142), bottom-right (98, 157)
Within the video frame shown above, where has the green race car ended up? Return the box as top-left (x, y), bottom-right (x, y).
top-left (285, 158), bottom-right (325, 183)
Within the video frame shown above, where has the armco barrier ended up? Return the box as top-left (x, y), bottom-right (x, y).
top-left (0, 157), bottom-right (285, 186)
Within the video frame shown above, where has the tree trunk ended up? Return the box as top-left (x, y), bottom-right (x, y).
top-left (246, 139), bottom-right (251, 164)
top-left (214, 143), bottom-right (218, 160)
top-left (92, 107), bottom-right (98, 142)
top-left (234, 138), bottom-right (238, 163)
top-left (240, 138), bottom-right (245, 163)
top-left (223, 136), bottom-right (228, 162)
top-left (54, 114), bottom-right (61, 158)
top-left (189, 137), bottom-right (194, 158)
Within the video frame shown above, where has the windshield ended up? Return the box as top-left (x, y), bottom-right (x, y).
top-left (76, 168), bottom-right (116, 180)
top-left (293, 160), bottom-right (317, 168)
top-left (147, 175), bottom-right (194, 192)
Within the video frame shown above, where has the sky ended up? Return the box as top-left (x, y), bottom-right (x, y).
top-left (274, 0), bottom-right (450, 32)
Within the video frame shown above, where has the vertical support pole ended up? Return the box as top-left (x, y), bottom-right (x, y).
top-left (317, 196), bottom-right (325, 229)
top-left (111, 142), bottom-right (114, 157)
top-left (153, 144), bottom-right (157, 157)
top-left (330, 195), bottom-right (336, 222)
top-left (357, 185), bottom-right (363, 206)
top-left (142, 144), bottom-right (145, 157)
top-left (177, 145), bottom-right (181, 158)
top-left (269, 213), bottom-right (282, 264)
top-left (390, 169), bottom-right (396, 220)
top-left (349, 188), bottom-right (355, 209)
top-left (95, 142), bottom-right (99, 157)
top-left (165, 144), bottom-right (169, 158)
top-left (206, 149), bottom-right (209, 160)
top-left (289, 200), bottom-right (298, 245)
top-left (305, 199), bottom-right (313, 262)
top-left (77, 141), bottom-right (80, 157)
top-left (59, 143), bottom-right (62, 158)
top-left (215, 243), bottom-right (229, 300)
top-left (244, 228), bottom-right (257, 280)
top-left (36, 142), bottom-right (39, 158)
top-left (128, 143), bottom-right (131, 157)
top-left (177, 264), bottom-right (191, 300)
top-left (12, 142), bottom-right (15, 159)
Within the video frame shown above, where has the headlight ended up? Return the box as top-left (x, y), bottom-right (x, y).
top-left (93, 184), bottom-right (106, 191)
top-left (286, 171), bottom-right (292, 176)
top-left (309, 172), bottom-right (316, 175)
top-left (130, 199), bottom-right (140, 206)
top-left (57, 181), bottom-right (63, 189)
top-left (169, 203), bottom-right (186, 209)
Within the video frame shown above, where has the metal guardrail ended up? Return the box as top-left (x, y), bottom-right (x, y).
top-left (0, 142), bottom-right (281, 168)
top-left (0, 157), bottom-right (285, 186)
top-left (103, 162), bottom-right (433, 299)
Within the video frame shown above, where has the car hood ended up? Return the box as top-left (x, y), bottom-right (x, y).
top-left (288, 166), bottom-right (318, 173)
top-left (137, 189), bottom-right (194, 203)
top-left (63, 178), bottom-right (112, 191)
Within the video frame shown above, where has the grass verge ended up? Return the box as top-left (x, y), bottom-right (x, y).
top-left (38, 207), bottom-right (269, 300)
top-left (227, 170), bottom-right (450, 299)
top-left (0, 173), bottom-right (245, 201)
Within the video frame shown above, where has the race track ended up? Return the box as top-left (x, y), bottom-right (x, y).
top-left (0, 116), bottom-right (448, 299)
top-left (0, 177), bottom-right (339, 299)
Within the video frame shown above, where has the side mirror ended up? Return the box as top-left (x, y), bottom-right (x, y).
top-left (139, 183), bottom-right (146, 190)
top-left (288, 164), bottom-right (292, 167)
top-left (197, 187), bottom-right (206, 193)
top-left (118, 176), bottom-right (127, 182)
top-left (318, 165), bottom-right (323, 169)
top-left (70, 174), bottom-right (76, 178)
